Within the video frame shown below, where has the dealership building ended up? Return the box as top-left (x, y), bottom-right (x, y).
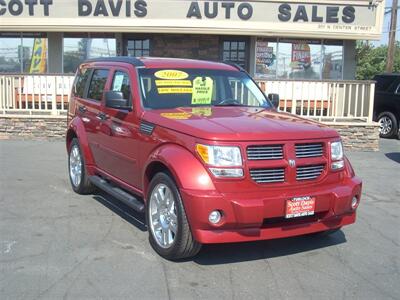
top-left (0, 0), bottom-right (385, 79)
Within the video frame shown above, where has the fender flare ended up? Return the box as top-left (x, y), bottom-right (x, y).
top-left (143, 144), bottom-right (216, 195)
top-left (66, 117), bottom-right (95, 166)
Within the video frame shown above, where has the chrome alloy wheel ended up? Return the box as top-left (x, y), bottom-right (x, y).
top-left (379, 116), bottom-right (393, 135)
top-left (149, 184), bottom-right (178, 248)
top-left (69, 144), bottom-right (82, 187)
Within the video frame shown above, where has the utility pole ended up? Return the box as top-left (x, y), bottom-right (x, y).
top-left (386, 0), bottom-right (398, 73)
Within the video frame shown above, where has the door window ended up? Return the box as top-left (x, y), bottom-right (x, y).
top-left (111, 71), bottom-right (132, 102)
top-left (87, 69), bottom-right (109, 101)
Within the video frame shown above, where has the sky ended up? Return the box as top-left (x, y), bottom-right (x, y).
top-left (374, 0), bottom-right (400, 45)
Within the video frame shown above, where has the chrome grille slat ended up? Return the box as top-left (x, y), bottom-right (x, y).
top-left (295, 143), bottom-right (324, 158)
top-left (247, 145), bottom-right (283, 160)
top-left (250, 168), bottom-right (285, 184)
top-left (296, 164), bottom-right (325, 181)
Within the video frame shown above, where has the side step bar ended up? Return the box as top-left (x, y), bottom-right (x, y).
top-left (89, 176), bottom-right (145, 213)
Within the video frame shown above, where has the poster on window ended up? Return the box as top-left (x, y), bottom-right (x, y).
top-left (255, 38), bottom-right (276, 79)
top-left (291, 42), bottom-right (311, 70)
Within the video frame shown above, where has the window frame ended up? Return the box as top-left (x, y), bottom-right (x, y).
top-left (220, 37), bottom-right (250, 71)
top-left (125, 38), bottom-right (151, 57)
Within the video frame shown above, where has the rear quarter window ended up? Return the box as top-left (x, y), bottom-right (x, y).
top-left (87, 69), bottom-right (109, 101)
top-left (73, 68), bottom-right (91, 98)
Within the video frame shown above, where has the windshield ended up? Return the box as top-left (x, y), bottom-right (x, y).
top-left (138, 68), bottom-right (270, 109)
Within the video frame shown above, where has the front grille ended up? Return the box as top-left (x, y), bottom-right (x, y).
top-left (295, 143), bottom-right (323, 158)
top-left (247, 145), bottom-right (283, 160)
top-left (250, 168), bottom-right (285, 183)
top-left (296, 165), bottom-right (324, 181)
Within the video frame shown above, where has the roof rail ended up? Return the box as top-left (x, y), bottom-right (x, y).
top-left (84, 56), bottom-right (145, 67)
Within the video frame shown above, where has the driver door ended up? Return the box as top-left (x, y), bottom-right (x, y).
top-left (97, 68), bottom-right (141, 189)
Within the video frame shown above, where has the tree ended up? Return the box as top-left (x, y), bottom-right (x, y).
top-left (355, 41), bottom-right (400, 80)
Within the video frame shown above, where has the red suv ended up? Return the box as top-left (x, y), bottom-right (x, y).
top-left (67, 57), bottom-right (362, 260)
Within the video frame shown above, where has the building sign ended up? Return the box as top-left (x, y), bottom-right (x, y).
top-left (0, 0), bottom-right (385, 40)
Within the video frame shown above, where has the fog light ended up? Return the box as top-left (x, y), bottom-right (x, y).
top-left (331, 160), bottom-right (344, 170)
top-left (351, 197), bottom-right (359, 210)
top-left (209, 210), bottom-right (222, 224)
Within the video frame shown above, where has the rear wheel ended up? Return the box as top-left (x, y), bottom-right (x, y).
top-left (378, 112), bottom-right (398, 138)
top-left (68, 138), bottom-right (95, 195)
top-left (146, 172), bottom-right (201, 260)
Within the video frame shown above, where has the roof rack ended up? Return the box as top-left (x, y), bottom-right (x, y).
top-left (84, 56), bottom-right (145, 67)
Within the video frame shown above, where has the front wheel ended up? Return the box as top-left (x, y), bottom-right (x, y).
top-left (146, 172), bottom-right (201, 260)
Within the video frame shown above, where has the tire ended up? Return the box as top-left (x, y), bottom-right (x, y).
top-left (146, 172), bottom-right (201, 260)
top-left (68, 138), bottom-right (95, 195)
top-left (378, 112), bottom-right (398, 138)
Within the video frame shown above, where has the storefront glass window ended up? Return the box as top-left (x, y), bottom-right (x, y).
top-left (255, 38), bottom-right (277, 79)
top-left (63, 34), bottom-right (116, 73)
top-left (0, 33), bottom-right (47, 73)
top-left (322, 41), bottom-right (343, 80)
top-left (254, 38), bottom-right (344, 80)
top-left (277, 39), bottom-right (322, 80)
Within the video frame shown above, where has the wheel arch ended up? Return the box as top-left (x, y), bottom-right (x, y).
top-left (66, 117), bottom-right (95, 166)
top-left (143, 144), bottom-right (216, 200)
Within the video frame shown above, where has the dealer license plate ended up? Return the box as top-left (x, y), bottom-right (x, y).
top-left (285, 196), bottom-right (316, 219)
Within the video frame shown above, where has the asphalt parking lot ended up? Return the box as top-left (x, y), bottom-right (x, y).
top-left (0, 139), bottom-right (399, 300)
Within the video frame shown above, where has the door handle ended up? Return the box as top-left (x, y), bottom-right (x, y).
top-left (96, 112), bottom-right (109, 121)
top-left (78, 105), bottom-right (87, 113)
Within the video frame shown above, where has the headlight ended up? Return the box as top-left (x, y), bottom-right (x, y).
top-left (196, 144), bottom-right (242, 166)
top-left (331, 141), bottom-right (344, 170)
top-left (330, 141), bottom-right (343, 161)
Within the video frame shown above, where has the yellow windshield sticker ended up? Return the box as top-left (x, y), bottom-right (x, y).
top-left (155, 80), bottom-right (192, 87)
top-left (157, 87), bottom-right (193, 94)
top-left (191, 77), bottom-right (213, 105)
top-left (161, 112), bottom-right (192, 120)
top-left (155, 70), bottom-right (189, 80)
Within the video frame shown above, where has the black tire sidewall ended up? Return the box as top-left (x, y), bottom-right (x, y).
top-left (146, 172), bottom-right (186, 259)
top-left (378, 112), bottom-right (398, 138)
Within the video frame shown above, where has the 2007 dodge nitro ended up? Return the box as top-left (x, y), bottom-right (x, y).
top-left (67, 57), bottom-right (362, 260)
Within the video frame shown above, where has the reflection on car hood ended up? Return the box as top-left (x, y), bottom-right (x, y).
top-left (143, 106), bottom-right (339, 141)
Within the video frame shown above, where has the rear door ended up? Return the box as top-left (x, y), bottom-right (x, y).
top-left (82, 68), bottom-right (111, 167)
top-left (97, 67), bottom-right (141, 188)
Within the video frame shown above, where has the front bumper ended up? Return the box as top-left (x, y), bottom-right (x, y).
top-left (181, 176), bottom-right (362, 244)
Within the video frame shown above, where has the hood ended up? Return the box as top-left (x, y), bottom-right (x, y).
top-left (142, 106), bottom-right (339, 141)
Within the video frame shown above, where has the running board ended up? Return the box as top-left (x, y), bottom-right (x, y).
top-left (89, 176), bottom-right (145, 213)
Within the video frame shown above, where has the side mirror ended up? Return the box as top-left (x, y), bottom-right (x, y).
top-left (268, 93), bottom-right (280, 109)
top-left (105, 91), bottom-right (130, 110)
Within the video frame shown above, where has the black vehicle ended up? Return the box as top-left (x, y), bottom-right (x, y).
top-left (373, 74), bottom-right (400, 138)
